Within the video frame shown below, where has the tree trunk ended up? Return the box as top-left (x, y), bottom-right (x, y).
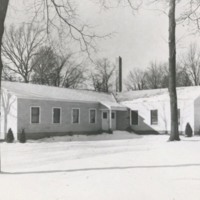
top-left (168, 0), bottom-right (180, 141)
top-left (0, 0), bottom-right (9, 172)
top-left (0, 0), bottom-right (9, 79)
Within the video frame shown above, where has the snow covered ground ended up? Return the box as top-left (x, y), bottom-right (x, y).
top-left (1, 131), bottom-right (200, 200)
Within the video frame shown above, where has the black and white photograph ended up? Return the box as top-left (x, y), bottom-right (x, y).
top-left (0, 0), bottom-right (200, 199)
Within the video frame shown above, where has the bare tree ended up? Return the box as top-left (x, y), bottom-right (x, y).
top-left (158, 62), bottom-right (189, 88)
top-left (145, 61), bottom-right (165, 89)
top-left (32, 46), bottom-right (86, 89)
top-left (182, 43), bottom-right (200, 86)
top-left (97, 0), bottom-right (180, 140)
top-left (178, 1), bottom-right (200, 32)
top-left (98, 0), bottom-right (142, 11)
top-left (2, 24), bottom-right (45, 83)
top-left (126, 0), bottom-right (180, 140)
top-left (91, 58), bottom-right (116, 93)
top-left (2, 64), bottom-right (16, 82)
top-left (160, 63), bottom-right (170, 88)
top-left (125, 68), bottom-right (147, 90)
top-left (62, 62), bottom-right (87, 89)
top-left (148, 62), bottom-right (192, 88)
top-left (0, 0), bottom-right (9, 85)
top-left (0, 0), bottom-right (9, 172)
top-left (99, 0), bottom-right (181, 140)
top-left (32, 0), bottom-right (104, 56)
top-left (125, 63), bottom-right (168, 91)
top-left (0, 0), bottom-right (103, 86)
top-left (168, 0), bottom-right (180, 141)
top-left (31, 46), bottom-right (59, 85)
top-left (125, 61), bottom-right (192, 91)
top-left (176, 64), bottom-right (192, 87)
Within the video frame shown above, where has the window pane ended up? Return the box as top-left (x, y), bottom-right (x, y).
top-left (73, 109), bottom-right (79, 123)
top-left (112, 112), bottom-right (115, 119)
top-left (103, 112), bottom-right (107, 119)
top-left (53, 108), bottom-right (61, 123)
top-left (151, 110), bottom-right (158, 125)
top-left (131, 110), bottom-right (138, 125)
top-left (90, 110), bottom-right (96, 123)
top-left (31, 107), bottom-right (40, 123)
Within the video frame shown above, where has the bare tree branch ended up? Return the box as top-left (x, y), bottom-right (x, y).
top-left (29, 0), bottom-right (112, 58)
top-left (181, 43), bottom-right (200, 86)
top-left (91, 58), bottom-right (116, 93)
top-left (31, 45), bottom-right (87, 88)
top-left (2, 24), bottom-right (45, 83)
top-left (125, 68), bottom-right (147, 90)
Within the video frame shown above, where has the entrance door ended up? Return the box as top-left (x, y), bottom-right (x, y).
top-left (102, 111), bottom-right (109, 131)
top-left (111, 111), bottom-right (116, 130)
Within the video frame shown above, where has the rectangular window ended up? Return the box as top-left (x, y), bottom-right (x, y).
top-left (72, 109), bottom-right (80, 124)
top-left (53, 108), bottom-right (61, 124)
top-left (131, 110), bottom-right (138, 125)
top-left (178, 109), bottom-right (180, 125)
top-left (31, 107), bottom-right (40, 124)
top-left (112, 112), bottom-right (115, 119)
top-left (103, 112), bottom-right (107, 119)
top-left (151, 110), bottom-right (158, 125)
top-left (89, 109), bottom-right (96, 124)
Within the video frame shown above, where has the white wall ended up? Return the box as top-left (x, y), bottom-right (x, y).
top-left (178, 100), bottom-right (194, 134)
top-left (125, 100), bottom-right (170, 133)
top-left (0, 91), bottom-right (18, 139)
top-left (194, 96), bottom-right (200, 134)
top-left (122, 99), bottom-right (194, 134)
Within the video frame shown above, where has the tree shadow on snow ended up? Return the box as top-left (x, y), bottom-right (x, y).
top-left (180, 138), bottom-right (200, 142)
top-left (2, 163), bottom-right (200, 175)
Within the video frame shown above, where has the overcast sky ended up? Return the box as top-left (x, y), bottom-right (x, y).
top-left (5, 0), bottom-right (198, 78)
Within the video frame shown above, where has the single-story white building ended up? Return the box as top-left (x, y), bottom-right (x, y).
top-left (1, 81), bottom-right (200, 140)
top-left (116, 87), bottom-right (200, 135)
top-left (0, 81), bottom-right (126, 140)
